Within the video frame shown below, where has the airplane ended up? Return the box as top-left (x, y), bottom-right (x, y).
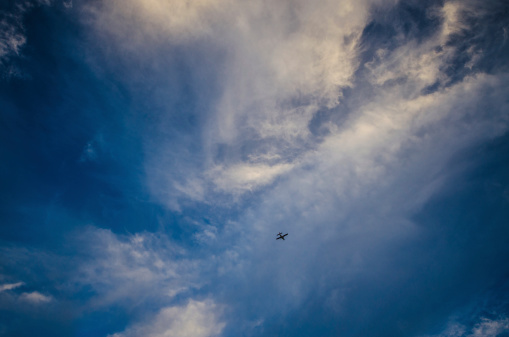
top-left (276, 232), bottom-right (288, 240)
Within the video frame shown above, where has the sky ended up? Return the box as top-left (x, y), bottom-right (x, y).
top-left (1, 0), bottom-right (509, 336)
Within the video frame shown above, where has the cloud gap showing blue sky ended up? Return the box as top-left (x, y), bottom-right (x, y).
top-left (1, 0), bottom-right (509, 336)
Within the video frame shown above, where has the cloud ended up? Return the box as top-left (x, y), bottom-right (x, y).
top-left (0, 4), bottom-right (29, 65)
top-left (224, 67), bottom-right (509, 328)
top-left (79, 142), bottom-right (97, 162)
top-left (109, 299), bottom-right (225, 337)
top-left (86, 0), bottom-right (391, 207)
top-left (198, 3), bottom-right (509, 331)
top-left (72, 228), bottom-right (188, 306)
top-left (73, 3), bottom-right (509, 331)
top-left (470, 318), bottom-right (509, 337)
top-left (115, 0), bottom-right (508, 212)
top-left (1, 0), bottom-right (507, 336)
top-left (364, 1), bottom-right (484, 90)
top-left (19, 291), bottom-right (52, 304)
top-left (0, 282), bottom-right (24, 292)
top-left (207, 162), bottom-right (294, 195)
top-left (423, 317), bottom-right (509, 337)
top-left (78, 134), bottom-right (105, 163)
top-left (0, 281), bottom-right (52, 310)
top-left (441, 2), bottom-right (469, 38)
top-left (0, 0), bottom-right (53, 74)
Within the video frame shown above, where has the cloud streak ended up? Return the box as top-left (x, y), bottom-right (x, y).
top-left (0, 282), bottom-right (24, 292)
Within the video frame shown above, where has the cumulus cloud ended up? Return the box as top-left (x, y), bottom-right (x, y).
top-left (109, 299), bottom-right (225, 337)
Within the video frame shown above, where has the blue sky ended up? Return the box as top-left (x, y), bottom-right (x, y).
top-left (1, 0), bottom-right (509, 336)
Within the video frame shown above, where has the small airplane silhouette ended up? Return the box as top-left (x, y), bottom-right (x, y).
top-left (276, 232), bottom-right (288, 240)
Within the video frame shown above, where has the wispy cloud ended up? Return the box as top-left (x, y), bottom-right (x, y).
top-left (75, 2), bottom-right (509, 331)
top-left (79, 134), bottom-right (105, 163)
top-left (1, 0), bottom-right (508, 336)
top-left (109, 299), bottom-right (225, 337)
top-left (207, 162), bottom-right (294, 195)
top-left (71, 228), bottom-right (199, 308)
top-left (87, 0), bottom-right (386, 207)
top-left (0, 282), bottom-right (24, 292)
top-left (470, 318), bottom-right (509, 337)
top-left (87, 0), bottom-right (509, 212)
top-left (0, 4), bottom-right (28, 66)
top-left (19, 291), bottom-right (52, 304)
top-left (423, 317), bottom-right (509, 337)
top-left (0, 0), bottom-right (52, 75)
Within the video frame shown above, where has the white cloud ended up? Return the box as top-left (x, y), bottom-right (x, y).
top-left (0, 0), bottom-right (52, 72)
top-left (0, 282), bottom-right (24, 292)
top-left (0, 8), bottom-right (28, 64)
top-left (80, 1), bottom-right (509, 330)
top-left (422, 317), bottom-right (509, 337)
top-left (19, 291), bottom-right (52, 304)
top-left (0, 27), bottom-right (26, 60)
top-left (134, 0), bottom-right (506, 209)
top-left (213, 55), bottom-right (509, 328)
top-left (207, 162), bottom-right (294, 195)
top-left (88, 0), bottom-right (389, 204)
top-left (73, 227), bottom-right (201, 308)
top-left (0, 2), bottom-right (506, 335)
top-left (246, 72), bottom-right (509, 241)
top-left (470, 317), bottom-right (509, 337)
top-left (441, 2), bottom-right (468, 38)
top-left (109, 299), bottom-right (225, 337)
top-left (365, 0), bottom-right (492, 92)
top-left (193, 225), bottom-right (218, 244)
